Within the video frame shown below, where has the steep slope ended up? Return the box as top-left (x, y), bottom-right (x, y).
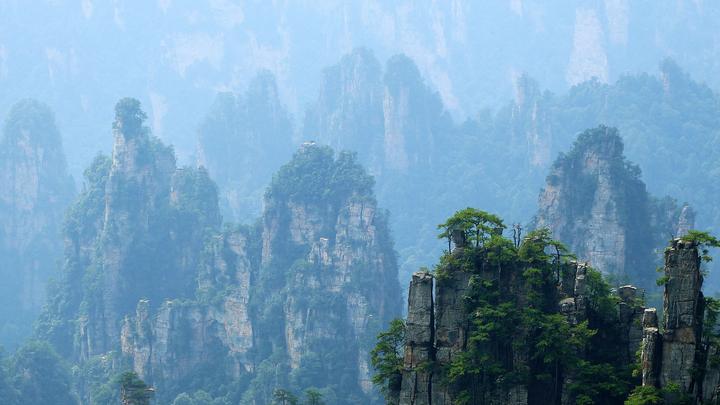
top-left (198, 70), bottom-right (293, 223)
top-left (382, 209), bottom-right (645, 405)
top-left (0, 99), bottom-right (74, 348)
top-left (39, 98), bottom-right (220, 359)
top-left (535, 126), bottom-right (690, 288)
top-left (302, 50), bottom-right (454, 286)
top-left (245, 142), bottom-right (401, 404)
top-left (39, 102), bottom-right (401, 404)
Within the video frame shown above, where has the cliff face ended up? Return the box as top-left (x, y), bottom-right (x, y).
top-left (0, 99), bottom-right (74, 347)
top-left (40, 105), bottom-right (400, 404)
top-left (390, 223), bottom-right (646, 405)
top-left (535, 126), bottom-right (691, 287)
top-left (303, 49), bottom-right (454, 292)
top-left (253, 143), bottom-right (401, 402)
top-left (638, 238), bottom-right (720, 404)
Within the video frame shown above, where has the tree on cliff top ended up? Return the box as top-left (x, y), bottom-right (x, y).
top-left (119, 371), bottom-right (154, 405)
top-left (437, 208), bottom-right (505, 250)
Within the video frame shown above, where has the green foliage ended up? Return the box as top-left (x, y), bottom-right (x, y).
top-left (388, 209), bottom-right (637, 403)
top-left (625, 385), bottom-right (663, 405)
top-left (437, 207), bottom-right (505, 248)
top-left (113, 98), bottom-right (148, 136)
top-left (682, 230), bottom-right (720, 263)
top-left (267, 144), bottom-right (374, 206)
top-left (119, 371), bottom-right (154, 405)
top-left (370, 318), bottom-right (405, 398)
top-left (9, 341), bottom-right (77, 405)
top-left (303, 388), bottom-right (324, 405)
top-left (272, 388), bottom-right (298, 405)
top-left (0, 350), bottom-right (19, 405)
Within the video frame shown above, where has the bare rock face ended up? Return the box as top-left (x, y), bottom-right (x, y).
top-left (660, 239), bottom-right (703, 393)
top-left (536, 126), bottom-right (690, 287)
top-left (398, 271), bottom-right (434, 405)
top-left (0, 99), bottom-right (74, 347)
top-left (637, 238), bottom-right (720, 403)
top-left (617, 285), bottom-right (646, 364)
top-left (641, 308), bottom-right (661, 387)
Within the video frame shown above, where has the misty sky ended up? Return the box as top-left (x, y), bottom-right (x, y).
top-left (1, 1), bottom-right (718, 176)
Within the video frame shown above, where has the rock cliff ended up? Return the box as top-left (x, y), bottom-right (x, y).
top-left (388, 217), bottom-right (645, 405)
top-left (638, 237), bottom-right (720, 404)
top-left (303, 49), bottom-right (453, 291)
top-left (39, 101), bottom-right (400, 404)
top-left (535, 126), bottom-right (692, 287)
top-left (0, 99), bottom-right (74, 348)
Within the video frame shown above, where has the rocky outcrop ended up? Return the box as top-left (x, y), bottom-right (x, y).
top-left (638, 238), bottom-right (720, 404)
top-left (41, 107), bottom-right (400, 404)
top-left (617, 285), bottom-right (645, 364)
top-left (0, 99), bottom-right (74, 347)
top-left (393, 238), bottom-right (641, 404)
top-left (257, 142), bottom-right (401, 402)
top-left (535, 126), bottom-right (692, 287)
top-left (398, 271), bottom-right (434, 405)
top-left (660, 239), bottom-right (704, 392)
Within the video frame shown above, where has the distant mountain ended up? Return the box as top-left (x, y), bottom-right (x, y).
top-left (38, 99), bottom-right (400, 404)
top-left (2, 1), bottom-right (720, 176)
top-left (0, 99), bottom-right (74, 349)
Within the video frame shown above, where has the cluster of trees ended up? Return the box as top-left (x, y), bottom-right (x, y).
top-left (372, 208), bottom-right (653, 404)
top-left (0, 341), bottom-right (155, 405)
top-left (270, 388), bottom-right (325, 405)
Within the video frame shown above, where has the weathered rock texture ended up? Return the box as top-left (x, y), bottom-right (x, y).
top-left (536, 126), bottom-right (692, 287)
top-left (0, 99), bottom-right (74, 347)
top-left (394, 253), bottom-right (642, 405)
top-left (40, 103), bottom-right (400, 404)
top-left (398, 271), bottom-right (434, 405)
top-left (639, 238), bottom-right (720, 404)
top-left (302, 49), bottom-right (454, 290)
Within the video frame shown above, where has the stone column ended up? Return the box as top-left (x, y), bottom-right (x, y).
top-left (399, 271), bottom-right (435, 405)
top-left (660, 239), bottom-right (703, 396)
top-left (618, 285), bottom-right (645, 364)
top-left (641, 308), bottom-right (661, 387)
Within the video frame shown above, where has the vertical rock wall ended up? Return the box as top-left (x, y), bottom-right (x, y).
top-left (638, 238), bottom-right (720, 404)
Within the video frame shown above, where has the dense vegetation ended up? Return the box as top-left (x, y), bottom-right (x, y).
top-left (373, 209), bottom-right (642, 404)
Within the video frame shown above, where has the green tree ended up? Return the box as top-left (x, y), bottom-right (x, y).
top-left (625, 385), bottom-right (663, 405)
top-left (304, 388), bottom-right (324, 405)
top-left (682, 230), bottom-right (720, 263)
top-left (437, 207), bottom-right (505, 250)
top-left (119, 371), bottom-right (154, 405)
top-left (0, 350), bottom-right (18, 405)
top-left (370, 318), bottom-right (406, 398)
top-left (10, 341), bottom-right (77, 405)
top-left (272, 388), bottom-right (298, 405)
